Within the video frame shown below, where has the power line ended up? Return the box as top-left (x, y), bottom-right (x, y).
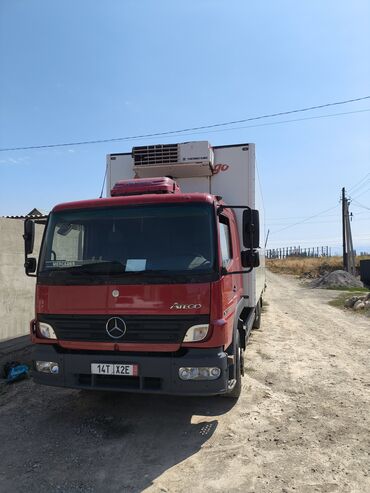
top-left (349, 180), bottom-right (370, 198)
top-left (268, 234), bottom-right (370, 248)
top-left (1, 95), bottom-right (370, 152)
top-left (348, 209), bottom-right (370, 216)
top-left (352, 199), bottom-right (370, 211)
top-left (268, 216), bottom-right (370, 226)
top-left (347, 172), bottom-right (370, 194)
top-left (155, 108), bottom-right (370, 141)
top-left (268, 212), bottom-right (342, 221)
top-left (351, 187), bottom-right (370, 200)
top-left (268, 209), bottom-right (370, 223)
top-left (270, 204), bottom-right (340, 234)
top-left (270, 187), bottom-right (369, 236)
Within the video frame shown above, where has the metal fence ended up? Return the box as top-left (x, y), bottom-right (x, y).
top-left (266, 246), bottom-right (331, 259)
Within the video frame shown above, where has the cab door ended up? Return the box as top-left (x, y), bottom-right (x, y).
top-left (218, 211), bottom-right (240, 349)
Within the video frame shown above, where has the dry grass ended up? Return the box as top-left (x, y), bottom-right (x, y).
top-left (266, 255), bottom-right (370, 277)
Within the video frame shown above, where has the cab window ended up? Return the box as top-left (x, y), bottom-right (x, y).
top-left (219, 217), bottom-right (232, 267)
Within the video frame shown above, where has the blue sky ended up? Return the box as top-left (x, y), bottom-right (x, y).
top-left (0, 0), bottom-right (369, 251)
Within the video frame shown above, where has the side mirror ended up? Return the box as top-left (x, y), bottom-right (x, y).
top-left (24, 219), bottom-right (37, 276)
top-left (25, 257), bottom-right (37, 275)
top-left (241, 250), bottom-right (260, 269)
top-left (24, 219), bottom-right (35, 255)
top-left (243, 209), bottom-right (260, 249)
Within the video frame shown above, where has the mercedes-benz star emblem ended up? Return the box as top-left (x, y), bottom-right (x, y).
top-left (105, 317), bottom-right (127, 339)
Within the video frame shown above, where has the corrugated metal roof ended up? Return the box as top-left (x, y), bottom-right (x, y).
top-left (3, 208), bottom-right (47, 219)
top-left (4, 214), bottom-right (48, 219)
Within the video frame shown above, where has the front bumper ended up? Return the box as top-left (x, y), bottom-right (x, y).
top-left (32, 344), bottom-right (229, 395)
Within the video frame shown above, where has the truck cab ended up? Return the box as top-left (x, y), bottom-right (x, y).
top-left (24, 141), bottom-right (264, 398)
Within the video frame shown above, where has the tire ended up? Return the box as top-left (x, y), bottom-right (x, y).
top-left (252, 299), bottom-right (261, 330)
top-left (223, 332), bottom-right (243, 399)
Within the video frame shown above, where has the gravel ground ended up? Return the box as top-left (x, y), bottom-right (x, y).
top-left (0, 271), bottom-right (369, 493)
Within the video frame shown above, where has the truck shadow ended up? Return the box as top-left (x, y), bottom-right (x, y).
top-left (40, 389), bottom-right (236, 492)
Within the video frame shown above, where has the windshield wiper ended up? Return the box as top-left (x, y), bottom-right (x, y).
top-left (123, 269), bottom-right (172, 275)
top-left (118, 269), bottom-right (211, 278)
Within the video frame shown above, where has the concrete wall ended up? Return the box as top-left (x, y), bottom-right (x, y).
top-left (0, 218), bottom-right (43, 342)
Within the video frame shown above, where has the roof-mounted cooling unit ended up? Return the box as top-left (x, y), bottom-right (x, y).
top-left (132, 141), bottom-right (214, 178)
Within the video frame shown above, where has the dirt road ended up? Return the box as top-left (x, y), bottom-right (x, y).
top-left (0, 272), bottom-right (369, 493)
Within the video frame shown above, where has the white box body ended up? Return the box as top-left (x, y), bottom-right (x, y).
top-left (106, 142), bottom-right (265, 308)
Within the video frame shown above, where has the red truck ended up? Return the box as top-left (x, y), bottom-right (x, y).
top-left (24, 141), bottom-right (265, 398)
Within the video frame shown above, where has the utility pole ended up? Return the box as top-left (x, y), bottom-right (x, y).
top-left (341, 187), bottom-right (356, 275)
top-left (342, 187), bottom-right (348, 271)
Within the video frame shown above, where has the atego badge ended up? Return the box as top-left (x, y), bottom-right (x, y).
top-left (170, 302), bottom-right (202, 310)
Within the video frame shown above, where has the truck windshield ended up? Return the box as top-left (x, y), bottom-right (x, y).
top-left (39, 203), bottom-right (216, 281)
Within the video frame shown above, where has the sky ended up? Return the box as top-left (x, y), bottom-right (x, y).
top-left (0, 0), bottom-right (369, 252)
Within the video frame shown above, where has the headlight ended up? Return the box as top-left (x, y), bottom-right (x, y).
top-left (183, 324), bottom-right (209, 342)
top-left (38, 322), bottom-right (57, 339)
top-left (179, 367), bottom-right (221, 380)
top-left (35, 361), bottom-right (59, 374)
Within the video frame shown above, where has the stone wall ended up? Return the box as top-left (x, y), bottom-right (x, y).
top-left (0, 218), bottom-right (43, 342)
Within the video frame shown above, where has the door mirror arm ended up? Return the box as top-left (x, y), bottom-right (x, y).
top-left (220, 266), bottom-right (253, 276)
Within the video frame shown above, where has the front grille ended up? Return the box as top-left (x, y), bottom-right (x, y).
top-left (78, 374), bottom-right (161, 391)
top-left (38, 314), bottom-right (209, 344)
top-left (132, 144), bottom-right (178, 166)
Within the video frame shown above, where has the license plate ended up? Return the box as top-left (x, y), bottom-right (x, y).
top-left (91, 363), bottom-right (138, 376)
